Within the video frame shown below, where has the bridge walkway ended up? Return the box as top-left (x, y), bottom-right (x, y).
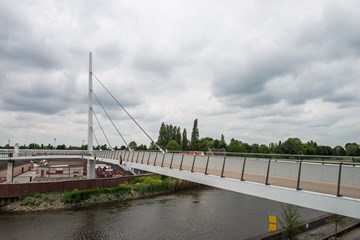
top-left (108, 151), bottom-right (360, 200)
top-left (164, 162), bottom-right (360, 199)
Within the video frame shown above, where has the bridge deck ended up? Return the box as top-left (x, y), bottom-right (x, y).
top-left (163, 162), bottom-right (360, 199)
top-left (1, 150), bottom-right (359, 218)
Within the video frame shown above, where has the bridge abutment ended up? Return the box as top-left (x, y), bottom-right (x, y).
top-left (5, 143), bottom-right (19, 183)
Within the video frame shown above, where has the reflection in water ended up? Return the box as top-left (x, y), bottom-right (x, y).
top-left (71, 211), bottom-right (110, 240)
top-left (0, 188), bottom-right (324, 240)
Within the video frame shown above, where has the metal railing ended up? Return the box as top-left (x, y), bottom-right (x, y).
top-left (94, 150), bottom-right (360, 200)
top-left (17, 149), bottom-right (91, 157)
top-left (6, 149), bottom-right (358, 199)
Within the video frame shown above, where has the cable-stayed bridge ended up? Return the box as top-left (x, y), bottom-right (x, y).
top-left (1, 53), bottom-right (359, 219)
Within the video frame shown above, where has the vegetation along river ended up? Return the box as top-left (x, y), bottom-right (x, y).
top-left (0, 188), bottom-right (324, 239)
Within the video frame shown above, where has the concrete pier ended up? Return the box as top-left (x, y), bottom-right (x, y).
top-left (6, 160), bottom-right (14, 183)
top-left (87, 158), bottom-right (96, 179)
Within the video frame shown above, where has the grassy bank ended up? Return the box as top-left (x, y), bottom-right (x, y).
top-left (1, 175), bottom-right (202, 212)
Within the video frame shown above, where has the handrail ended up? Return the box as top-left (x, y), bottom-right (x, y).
top-left (114, 150), bottom-right (360, 201)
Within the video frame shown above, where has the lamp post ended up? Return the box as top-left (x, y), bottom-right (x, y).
top-left (54, 138), bottom-right (56, 150)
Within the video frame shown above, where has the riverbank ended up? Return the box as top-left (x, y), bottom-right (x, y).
top-left (1, 175), bottom-right (202, 212)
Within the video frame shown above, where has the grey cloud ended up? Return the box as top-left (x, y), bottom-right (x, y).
top-left (297, 2), bottom-right (360, 59)
top-left (216, 91), bottom-right (278, 108)
top-left (1, 0), bottom-right (360, 147)
top-left (1, 90), bottom-right (83, 115)
top-left (213, 51), bottom-right (302, 95)
top-left (1, 72), bottom-right (85, 114)
top-left (211, 2), bottom-right (360, 109)
top-left (0, 3), bottom-right (61, 70)
top-left (131, 47), bottom-right (182, 76)
top-left (0, 43), bottom-right (60, 69)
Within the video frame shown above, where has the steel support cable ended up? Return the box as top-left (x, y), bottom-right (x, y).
top-left (92, 128), bottom-right (100, 147)
top-left (92, 90), bottom-right (132, 151)
top-left (92, 72), bottom-right (165, 153)
top-left (91, 108), bottom-right (113, 150)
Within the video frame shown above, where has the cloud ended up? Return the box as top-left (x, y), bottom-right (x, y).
top-left (211, 1), bottom-right (360, 112)
top-left (0, 0), bottom-right (359, 148)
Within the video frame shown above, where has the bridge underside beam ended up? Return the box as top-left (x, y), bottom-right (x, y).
top-left (126, 162), bottom-right (360, 219)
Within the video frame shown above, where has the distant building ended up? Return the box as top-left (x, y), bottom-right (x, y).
top-left (36, 164), bottom-right (84, 179)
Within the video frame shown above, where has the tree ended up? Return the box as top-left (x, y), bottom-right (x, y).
top-left (242, 142), bottom-right (251, 153)
top-left (166, 140), bottom-right (181, 151)
top-left (251, 143), bottom-right (260, 153)
top-left (219, 134), bottom-right (227, 148)
top-left (198, 137), bottom-right (214, 152)
top-left (29, 143), bottom-right (41, 149)
top-left (345, 143), bottom-right (360, 156)
top-left (136, 144), bottom-right (148, 150)
top-left (176, 126), bottom-right (182, 146)
top-left (227, 139), bottom-right (241, 152)
top-left (227, 139), bottom-right (249, 153)
top-left (213, 139), bottom-right (220, 148)
top-left (333, 145), bottom-right (346, 156)
top-left (182, 128), bottom-right (189, 151)
top-left (317, 145), bottom-right (333, 156)
top-left (281, 138), bottom-right (303, 155)
top-left (129, 141), bottom-right (137, 150)
top-left (57, 144), bottom-right (66, 150)
top-left (157, 122), bottom-right (183, 149)
top-left (303, 141), bottom-right (318, 155)
top-left (157, 122), bottom-right (167, 149)
top-left (258, 144), bottom-right (270, 153)
top-left (279, 205), bottom-right (303, 240)
top-left (147, 142), bottom-right (154, 150)
top-left (190, 119), bottom-right (199, 150)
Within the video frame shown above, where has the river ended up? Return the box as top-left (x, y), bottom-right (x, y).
top-left (0, 188), bottom-right (324, 239)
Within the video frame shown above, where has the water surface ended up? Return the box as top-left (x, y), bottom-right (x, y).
top-left (0, 188), bottom-right (324, 239)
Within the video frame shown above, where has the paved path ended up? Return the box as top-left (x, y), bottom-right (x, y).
top-left (297, 218), bottom-right (360, 239)
top-left (342, 228), bottom-right (360, 240)
top-left (12, 169), bottom-right (36, 183)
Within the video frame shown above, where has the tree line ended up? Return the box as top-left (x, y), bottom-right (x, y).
top-left (149, 119), bottom-right (360, 157)
top-left (1, 119), bottom-right (359, 156)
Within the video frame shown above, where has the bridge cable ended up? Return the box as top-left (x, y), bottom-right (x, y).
top-left (92, 72), bottom-right (164, 153)
top-left (92, 90), bottom-right (132, 151)
top-left (91, 108), bottom-right (113, 150)
top-left (92, 128), bottom-right (100, 147)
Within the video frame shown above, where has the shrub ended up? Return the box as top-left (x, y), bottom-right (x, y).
top-left (62, 175), bottom-right (183, 204)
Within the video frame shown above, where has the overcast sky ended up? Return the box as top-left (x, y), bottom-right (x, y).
top-left (1, 0), bottom-right (359, 148)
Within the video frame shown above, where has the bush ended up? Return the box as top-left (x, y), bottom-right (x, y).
top-left (61, 175), bottom-right (185, 204)
top-left (63, 189), bottom-right (95, 203)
